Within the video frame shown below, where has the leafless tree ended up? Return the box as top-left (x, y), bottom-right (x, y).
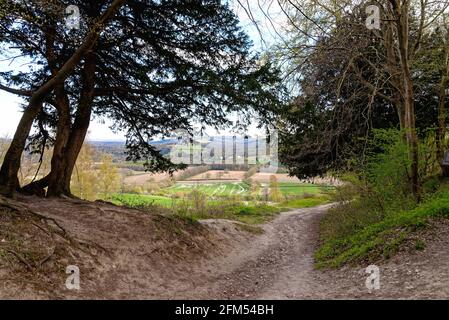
top-left (237, 0), bottom-right (449, 199)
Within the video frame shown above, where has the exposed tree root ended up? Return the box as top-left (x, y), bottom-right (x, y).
top-left (4, 249), bottom-right (34, 271)
top-left (0, 195), bottom-right (110, 269)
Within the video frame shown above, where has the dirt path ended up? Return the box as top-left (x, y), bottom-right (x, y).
top-left (187, 205), bottom-right (336, 299)
top-left (187, 205), bottom-right (449, 299)
top-left (4, 197), bottom-right (449, 299)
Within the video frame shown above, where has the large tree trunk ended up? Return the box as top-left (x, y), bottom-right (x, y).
top-left (0, 0), bottom-right (125, 197)
top-left (0, 101), bottom-right (42, 196)
top-left (24, 52), bottom-right (96, 198)
top-left (42, 87), bottom-right (72, 196)
top-left (21, 86), bottom-right (72, 196)
top-left (54, 52), bottom-right (96, 197)
top-left (58, 117), bottom-right (92, 196)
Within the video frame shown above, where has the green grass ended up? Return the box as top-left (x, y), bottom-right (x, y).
top-left (280, 195), bottom-right (330, 209)
top-left (165, 182), bottom-right (329, 198)
top-left (177, 202), bottom-right (283, 225)
top-left (110, 193), bottom-right (177, 207)
top-left (226, 204), bottom-right (283, 224)
top-left (110, 184), bottom-right (331, 227)
top-left (110, 192), bottom-right (283, 225)
top-left (278, 183), bottom-right (325, 196)
top-left (166, 182), bottom-right (250, 196)
top-left (315, 189), bottom-right (449, 269)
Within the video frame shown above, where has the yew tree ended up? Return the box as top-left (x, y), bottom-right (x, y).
top-left (0, 0), bottom-right (283, 197)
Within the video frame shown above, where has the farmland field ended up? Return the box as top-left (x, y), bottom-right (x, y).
top-left (165, 182), bottom-right (328, 197)
top-left (187, 170), bottom-right (247, 181)
top-left (166, 182), bottom-right (250, 196)
top-left (277, 183), bottom-right (324, 196)
top-left (111, 181), bottom-right (331, 209)
top-left (111, 193), bottom-right (178, 207)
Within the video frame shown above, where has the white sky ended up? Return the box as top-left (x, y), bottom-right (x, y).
top-left (0, 2), bottom-right (284, 141)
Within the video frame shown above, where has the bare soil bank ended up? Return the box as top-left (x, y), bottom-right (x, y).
top-left (1, 198), bottom-right (448, 299)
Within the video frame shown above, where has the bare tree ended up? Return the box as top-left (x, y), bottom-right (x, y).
top-left (239, 0), bottom-right (449, 199)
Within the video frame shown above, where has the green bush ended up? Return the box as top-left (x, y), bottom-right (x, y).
top-left (316, 188), bottom-right (449, 268)
top-left (316, 129), bottom-right (449, 268)
top-left (364, 129), bottom-right (416, 212)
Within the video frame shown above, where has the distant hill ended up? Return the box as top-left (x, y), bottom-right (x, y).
top-left (3, 137), bottom-right (276, 169)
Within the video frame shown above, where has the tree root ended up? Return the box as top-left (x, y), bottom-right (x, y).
top-left (0, 196), bottom-right (68, 235)
top-left (5, 249), bottom-right (34, 271)
top-left (0, 195), bottom-right (110, 268)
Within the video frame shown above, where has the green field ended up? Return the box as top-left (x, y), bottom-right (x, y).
top-left (111, 193), bottom-right (178, 207)
top-left (109, 180), bottom-right (331, 226)
top-left (111, 182), bottom-right (330, 209)
top-left (166, 182), bottom-right (250, 196)
top-left (277, 183), bottom-right (325, 196)
top-left (110, 182), bottom-right (326, 208)
top-left (165, 182), bottom-right (328, 197)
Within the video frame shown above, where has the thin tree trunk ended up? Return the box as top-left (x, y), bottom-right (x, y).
top-left (385, 19), bottom-right (405, 130)
top-left (395, 0), bottom-right (420, 200)
top-left (437, 30), bottom-right (449, 175)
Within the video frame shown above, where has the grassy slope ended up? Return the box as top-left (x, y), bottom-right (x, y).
top-left (110, 193), bottom-right (178, 207)
top-left (315, 189), bottom-right (449, 268)
top-left (278, 183), bottom-right (324, 196)
top-left (111, 194), bottom-right (284, 225)
top-left (280, 195), bottom-right (330, 209)
top-left (110, 185), bottom-right (331, 226)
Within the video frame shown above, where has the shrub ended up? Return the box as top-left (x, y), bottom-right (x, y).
top-left (244, 166), bottom-right (258, 180)
top-left (364, 129), bottom-right (416, 212)
top-left (268, 175), bottom-right (284, 202)
top-left (176, 166), bottom-right (210, 181)
top-left (189, 189), bottom-right (207, 215)
top-left (315, 129), bottom-right (449, 268)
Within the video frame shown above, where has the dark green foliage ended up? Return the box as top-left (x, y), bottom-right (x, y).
top-left (277, 9), bottom-right (449, 179)
top-left (0, 0), bottom-right (284, 173)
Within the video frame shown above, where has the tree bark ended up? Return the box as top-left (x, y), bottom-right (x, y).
top-left (0, 0), bottom-right (125, 197)
top-left (395, 0), bottom-right (420, 199)
top-left (385, 21), bottom-right (406, 130)
top-left (0, 101), bottom-right (42, 196)
top-left (21, 86), bottom-right (71, 196)
top-left (54, 52), bottom-right (96, 197)
top-left (436, 29), bottom-right (449, 174)
top-left (22, 51), bottom-right (96, 197)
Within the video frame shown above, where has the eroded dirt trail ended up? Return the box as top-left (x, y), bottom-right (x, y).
top-left (4, 197), bottom-right (449, 299)
top-left (189, 205), bottom-right (449, 300)
top-left (183, 205), bottom-right (338, 299)
top-left (197, 206), bottom-right (329, 299)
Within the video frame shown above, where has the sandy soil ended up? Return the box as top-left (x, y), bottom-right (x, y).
top-left (190, 205), bottom-right (449, 299)
top-left (251, 173), bottom-right (343, 185)
top-left (1, 198), bottom-right (449, 299)
top-left (123, 172), bottom-right (177, 185)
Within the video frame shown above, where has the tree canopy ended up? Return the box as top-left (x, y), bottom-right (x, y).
top-left (0, 0), bottom-right (284, 197)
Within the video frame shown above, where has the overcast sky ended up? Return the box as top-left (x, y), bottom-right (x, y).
top-left (0, 2), bottom-right (284, 141)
